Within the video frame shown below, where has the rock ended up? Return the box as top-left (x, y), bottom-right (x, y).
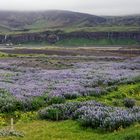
top-left (0, 31), bottom-right (139, 44)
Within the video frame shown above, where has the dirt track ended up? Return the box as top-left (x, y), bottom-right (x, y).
top-left (0, 46), bottom-right (140, 57)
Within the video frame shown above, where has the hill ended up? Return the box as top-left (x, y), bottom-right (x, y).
top-left (0, 10), bottom-right (140, 33)
top-left (0, 10), bottom-right (105, 30)
top-left (105, 15), bottom-right (140, 26)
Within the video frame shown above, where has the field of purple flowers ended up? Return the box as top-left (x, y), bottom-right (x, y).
top-left (0, 55), bottom-right (140, 133)
top-left (0, 56), bottom-right (140, 100)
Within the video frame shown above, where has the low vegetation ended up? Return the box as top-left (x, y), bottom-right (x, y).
top-left (0, 50), bottom-right (139, 140)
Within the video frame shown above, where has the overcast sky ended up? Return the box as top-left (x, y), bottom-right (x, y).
top-left (0, 0), bottom-right (140, 15)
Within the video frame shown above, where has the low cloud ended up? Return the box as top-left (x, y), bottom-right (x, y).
top-left (0, 0), bottom-right (140, 15)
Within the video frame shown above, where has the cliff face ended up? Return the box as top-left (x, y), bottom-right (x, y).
top-left (0, 31), bottom-right (140, 44)
top-left (0, 35), bottom-right (5, 43)
top-left (59, 31), bottom-right (140, 41)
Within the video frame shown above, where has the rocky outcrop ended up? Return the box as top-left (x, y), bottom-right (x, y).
top-left (0, 31), bottom-right (140, 44)
top-left (59, 31), bottom-right (140, 41)
top-left (2, 33), bottom-right (48, 44)
top-left (0, 35), bottom-right (5, 43)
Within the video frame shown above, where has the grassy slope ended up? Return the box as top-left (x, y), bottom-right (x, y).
top-left (63, 26), bottom-right (140, 33)
top-left (1, 121), bottom-right (140, 140)
top-left (0, 26), bottom-right (140, 34)
top-left (0, 11), bottom-right (140, 35)
top-left (23, 25), bottom-right (140, 33)
top-left (0, 25), bottom-right (140, 34)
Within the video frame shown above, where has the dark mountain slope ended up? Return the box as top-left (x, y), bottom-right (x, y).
top-left (0, 10), bottom-right (139, 32)
top-left (0, 10), bottom-right (106, 29)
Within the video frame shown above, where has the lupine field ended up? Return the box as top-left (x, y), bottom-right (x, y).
top-left (0, 47), bottom-right (140, 140)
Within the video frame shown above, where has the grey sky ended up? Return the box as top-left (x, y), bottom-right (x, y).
top-left (0, 0), bottom-right (140, 15)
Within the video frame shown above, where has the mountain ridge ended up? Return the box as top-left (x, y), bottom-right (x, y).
top-left (0, 10), bottom-right (139, 33)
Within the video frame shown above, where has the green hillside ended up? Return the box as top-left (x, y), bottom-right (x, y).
top-left (0, 10), bottom-right (139, 34)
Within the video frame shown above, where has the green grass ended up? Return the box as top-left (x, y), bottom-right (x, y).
top-left (0, 25), bottom-right (140, 35)
top-left (1, 25), bottom-right (140, 34)
top-left (104, 83), bottom-right (140, 105)
top-left (0, 52), bottom-right (18, 58)
top-left (0, 52), bottom-right (8, 57)
top-left (55, 38), bottom-right (140, 46)
top-left (0, 120), bottom-right (140, 140)
top-left (70, 82), bottom-right (140, 106)
top-left (0, 52), bottom-right (12, 58)
top-left (63, 26), bottom-right (140, 33)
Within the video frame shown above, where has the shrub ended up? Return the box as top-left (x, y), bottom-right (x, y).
top-left (14, 111), bottom-right (38, 122)
top-left (0, 90), bottom-right (19, 113)
top-left (0, 89), bottom-right (47, 113)
top-left (47, 96), bottom-right (65, 105)
top-left (0, 129), bottom-right (24, 137)
top-left (87, 88), bottom-right (107, 97)
top-left (38, 101), bottom-right (103, 120)
top-left (38, 102), bottom-right (81, 120)
top-left (77, 106), bottom-right (140, 131)
top-left (76, 106), bottom-right (113, 128)
top-left (123, 98), bottom-right (136, 108)
top-left (112, 100), bottom-right (122, 106)
top-left (63, 92), bottom-right (80, 99)
top-left (106, 85), bottom-right (118, 92)
top-left (17, 96), bottom-right (46, 111)
top-left (101, 110), bottom-right (135, 131)
top-left (38, 105), bottom-right (64, 120)
top-left (129, 86), bottom-right (140, 95)
top-left (38, 100), bottom-right (140, 131)
top-left (0, 116), bottom-right (6, 126)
